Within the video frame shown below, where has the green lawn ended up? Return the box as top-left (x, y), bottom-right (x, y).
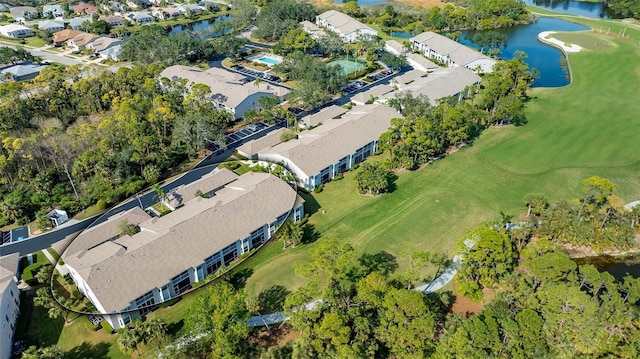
top-left (236, 26), bottom-right (640, 297)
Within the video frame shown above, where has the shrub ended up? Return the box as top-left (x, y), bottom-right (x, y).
top-left (313, 184), bottom-right (323, 193)
top-left (96, 199), bottom-right (107, 210)
top-left (333, 173), bottom-right (344, 181)
top-left (64, 274), bottom-right (74, 285)
top-left (224, 162), bottom-right (241, 170)
top-left (101, 319), bottom-right (114, 334)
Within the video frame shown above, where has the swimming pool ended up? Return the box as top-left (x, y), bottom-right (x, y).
top-left (258, 57), bottom-right (281, 65)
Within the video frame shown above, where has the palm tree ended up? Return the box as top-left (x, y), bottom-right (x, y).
top-left (152, 183), bottom-right (168, 204)
top-left (143, 318), bottom-right (168, 342)
top-left (117, 326), bottom-right (142, 355)
top-left (35, 265), bottom-right (52, 284)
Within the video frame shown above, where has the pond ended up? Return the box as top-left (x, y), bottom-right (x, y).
top-left (460, 17), bottom-right (590, 87)
top-left (523, 0), bottom-right (614, 19)
top-left (390, 31), bottom-right (414, 38)
top-left (574, 254), bottom-right (640, 281)
top-left (169, 14), bottom-right (232, 39)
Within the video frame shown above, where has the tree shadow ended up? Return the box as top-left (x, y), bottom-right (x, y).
top-left (358, 251), bottom-right (399, 276)
top-left (228, 268), bottom-right (254, 290)
top-left (301, 223), bottom-right (320, 244)
top-left (257, 285), bottom-right (291, 313)
top-left (167, 319), bottom-right (184, 337)
top-left (386, 172), bottom-right (398, 194)
top-left (66, 342), bottom-right (111, 359)
top-left (299, 191), bottom-right (321, 216)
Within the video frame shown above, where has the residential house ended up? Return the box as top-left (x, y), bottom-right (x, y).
top-left (384, 40), bottom-right (408, 56)
top-left (38, 20), bottom-right (65, 33)
top-left (159, 65), bottom-right (290, 120)
top-left (125, 11), bottom-right (155, 24)
top-left (86, 36), bottom-right (122, 53)
top-left (9, 6), bottom-right (38, 23)
top-left (176, 3), bottom-right (203, 15)
top-left (382, 67), bottom-right (481, 106)
top-left (315, 10), bottom-right (377, 42)
top-left (102, 16), bottom-right (126, 27)
top-left (102, 1), bottom-right (125, 13)
top-left (299, 104), bottom-right (347, 129)
top-left (391, 69), bottom-right (426, 86)
top-left (63, 170), bottom-right (304, 330)
top-left (236, 128), bottom-right (286, 159)
top-left (300, 20), bottom-right (325, 39)
top-left (42, 5), bottom-right (65, 18)
top-left (97, 44), bottom-right (122, 61)
top-left (410, 31), bottom-right (496, 73)
top-left (406, 53), bottom-right (440, 73)
top-left (52, 29), bottom-right (83, 46)
top-left (0, 254), bottom-right (20, 359)
top-left (0, 24), bottom-right (35, 38)
top-left (0, 4), bottom-right (11, 12)
top-left (67, 32), bottom-right (97, 51)
top-left (126, 0), bottom-right (151, 9)
top-left (351, 84), bottom-right (394, 106)
top-left (1, 62), bottom-right (46, 81)
top-left (151, 7), bottom-right (179, 21)
top-left (74, 3), bottom-right (99, 16)
top-left (69, 17), bottom-right (92, 31)
top-left (258, 104), bottom-right (402, 190)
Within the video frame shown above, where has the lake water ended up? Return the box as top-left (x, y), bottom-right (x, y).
top-left (169, 14), bottom-right (232, 39)
top-left (523, 0), bottom-right (613, 19)
top-left (460, 17), bottom-right (590, 87)
top-left (574, 254), bottom-right (640, 280)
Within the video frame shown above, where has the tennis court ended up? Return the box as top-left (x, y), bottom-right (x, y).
top-left (328, 57), bottom-right (366, 75)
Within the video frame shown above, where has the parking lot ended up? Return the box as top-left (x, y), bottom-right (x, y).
top-left (227, 122), bottom-right (267, 144)
top-left (232, 65), bottom-right (281, 83)
top-left (341, 69), bottom-right (393, 94)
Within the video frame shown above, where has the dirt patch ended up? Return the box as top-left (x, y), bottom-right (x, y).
top-left (450, 281), bottom-right (482, 315)
top-left (248, 324), bottom-right (300, 349)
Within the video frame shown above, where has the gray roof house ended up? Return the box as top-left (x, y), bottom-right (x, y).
top-left (405, 53), bottom-right (440, 73)
top-left (299, 104), bottom-right (347, 129)
top-left (98, 44), bottom-right (122, 61)
top-left (42, 5), bottom-right (65, 18)
top-left (102, 16), bottom-right (126, 27)
top-left (300, 20), bottom-right (325, 39)
top-left (126, 11), bottom-right (155, 24)
top-left (38, 20), bottom-right (65, 32)
top-left (258, 104), bottom-right (402, 190)
top-left (316, 10), bottom-right (377, 42)
top-left (1, 62), bottom-right (46, 82)
top-left (385, 40), bottom-right (408, 56)
top-left (410, 31), bottom-right (496, 73)
top-left (0, 3), bottom-right (11, 12)
top-left (0, 253), bottom-right (20, 359)
top-left (236, 128), bottom-right (287, 159)
top-left (69, 17), bottom-right (92, 30)
top-left (63, 170), bottom-right (304, 330)
top-left (381, 67), bottom-right (481, 106)
top-left (0, 24), bottom-right (35, 38)
top-left (159, 65), bottom-right (290, 120)
top-left (351, 84), bottom-right (394, 106)
top-left (9, 6), bottom-right (37, 23)
top-left (86, 36), bottom-right (122, 52)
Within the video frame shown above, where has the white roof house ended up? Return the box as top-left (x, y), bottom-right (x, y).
top-left (316, 10), bottom-right (377, 42)
top-left (38, 20), bottom-right (65, 32)
top-left (98, 44), bottom-right (122, 61)
top-left (351, 84), bottom-right (394, 106)
top-left (385, 40), bottom-right (408, 56)
top-left (0, 24), bottom-right (35, 38)
top-left (236, 128), bottom-right (287, 159)
top-left (159, 65), bottom-right (290, 120)
top-left (299, 104), bottom-right (347, 129)
top-left (410, 32), bottom-right (496, 73)
top-left (63, 170), bottom-right (303, 330)
top-left (258, 104), bottom-right (402, 190)
top-left (0, 253), bottom-right (20, 359)
top-left (382, 67), bottom-right (481, 106)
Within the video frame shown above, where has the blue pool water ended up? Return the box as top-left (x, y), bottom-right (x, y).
top-left (259, 57), bottom-right (281, 65)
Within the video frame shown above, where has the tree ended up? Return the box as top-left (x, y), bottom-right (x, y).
top-left (456, 226), bottom-right (516, 301)
top-left (35, 264), bottom-right (52, 284)
top-left (524, 193), bottom-right (548, 217)
top-left (117, 322), bottom-right (144, 355)
top-left (472, 31), bottom-right (508, 57)
top-left (352, 162), bottom-right (393, 195)
top-left (212, 35), bottom-right (247, 60)
top-left (274, 28), bottom-right (316, 55)
top-left (276, 218), bottom-right (303, 249)
top-left (21, 345), bottom-right (65, 359)
top-left (183, 281), bottom-right (250, 358)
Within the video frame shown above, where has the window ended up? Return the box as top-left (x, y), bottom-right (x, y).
top-left (222, 243), bottom-right (238, 264)
top-left (171, 271), bottom-right (192, 296)
top-left (9, 289), bottom-right (13, 297)
top-left (251, 229), bottom-right (265, 248)
top-left (122, 316), bottom-right (131, 326)
top-left (135, 291), bottom-right (156, 316)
